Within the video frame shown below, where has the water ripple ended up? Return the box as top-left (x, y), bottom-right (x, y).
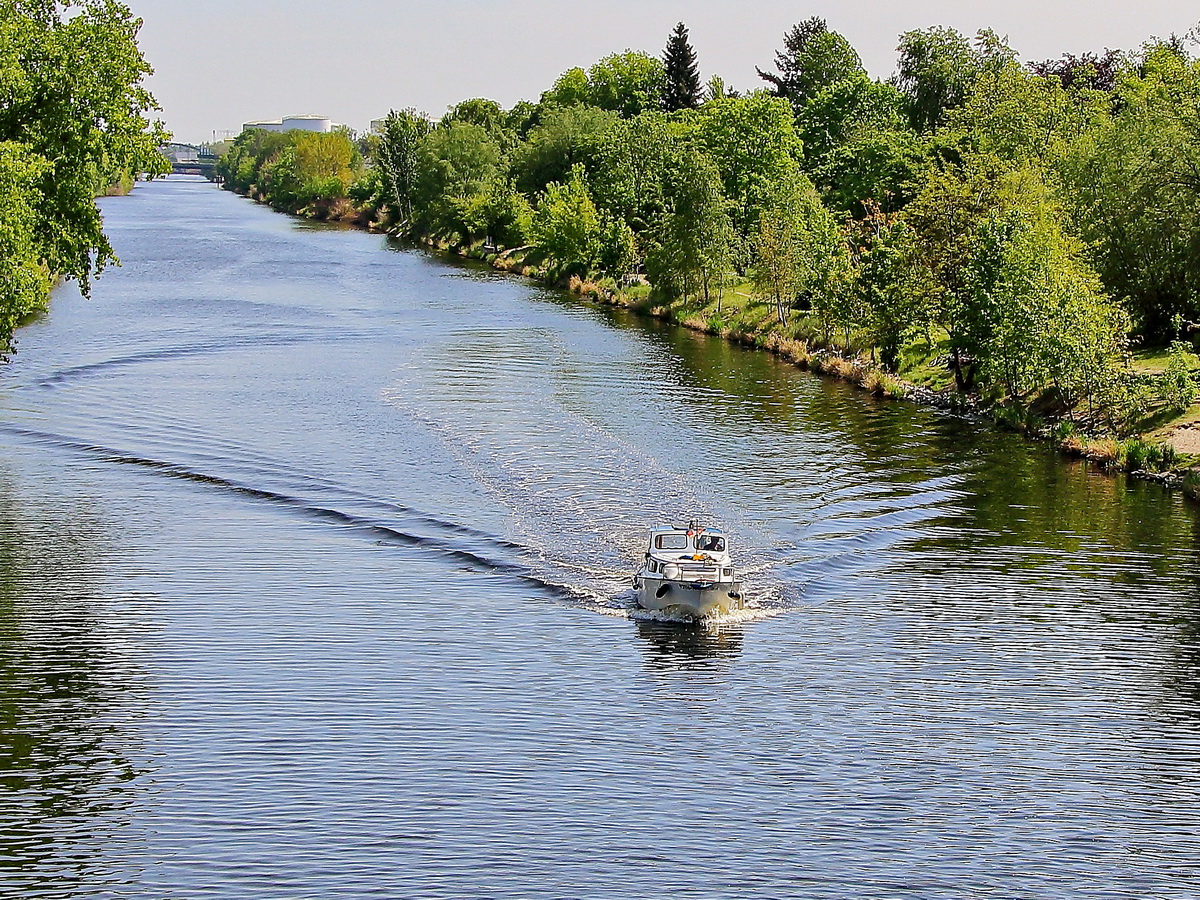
top-left (1, 178), bottom-right (1198, 899)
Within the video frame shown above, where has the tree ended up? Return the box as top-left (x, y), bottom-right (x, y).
top-left (1159, 340), bottom-right (1199, 411)
top-left (540, 55), bottom-right (665, 118)
top-left (251, 133), bottom-right (359, 214)
top-left (662, 22), bottom-right (702, 111)
top-left (217, 128), bottom-right (291, 194)
top-left (751, 176), bottom-right (851, 332)
top-left (475, 180), bottom-right (533, 248)
top-left (531, 165), bottom-right (602, 275)
top-left (505, 100), bottom-right (541, 141)
top-left (694, 94), bottom-right (804, 244)
top-left (1053, 42), bottom-right (1200, 340)
top-left (542, 67), bottom-right (591, 108)
top-left (0, 144), bottom-right (51, 347)
top-left (510, 105), bottom-right (619, 195)
top-left (413, 122), bottom-right (502, 238)
top-left (900, 158), bottom-right (1004, 389)
top-left (794, 72), bottom-right (920, 215)
top-left (751, 181), bottom-right (809, 325)
top-left (589, 111), bottom-right (674, 236)
top-left (850, 206), bottom-right (930, 368)
top-left (903, 158), bottom-right (1127, 402)
top-left (892, 26), bottom-right (985, 131)
top-left (441, 98), bottom-right (517, 152)
top-left (797, 73), bottom-right (908, 169)
top-left (814, 127), bottom-right (924, 217)
top-left (645, 147), bottom-right (734, 303)
top-left (0, 0), bottom-right (168, 353)
top-left (260, 145), bottom-right (303, 211)
top-left (1031, 50), bottom-right (1125, 92)
top-left (705, 75), bottom-right (739, 102)
top-left (757, 17), bottom-right (865, 113)
top-left (295, 132), bottom-right (355, 181)
top-left (588, 51), bottom-right (664, 117)
top-left (374, 108), bottom-right (432, 227)
top-left (947, 59), bottom-right (1110, 165)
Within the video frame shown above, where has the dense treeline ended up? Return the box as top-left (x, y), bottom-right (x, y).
top-left (0, 0), bottom-right (168, 355)
top-left (220, 19), bottom-right (1200, 435)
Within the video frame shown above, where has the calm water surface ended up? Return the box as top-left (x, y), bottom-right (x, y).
top-left (2, 178), bottom-right (1199, 899)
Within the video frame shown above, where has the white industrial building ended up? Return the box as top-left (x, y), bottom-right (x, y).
top-left (242, 115), bottom-right (334, 134)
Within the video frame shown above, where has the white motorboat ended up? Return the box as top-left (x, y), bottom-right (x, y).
top-left (633, 522), bottom-right (744, 618)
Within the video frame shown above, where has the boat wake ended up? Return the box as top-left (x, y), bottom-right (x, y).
top-left (382, 344), bottom-right (799, 616)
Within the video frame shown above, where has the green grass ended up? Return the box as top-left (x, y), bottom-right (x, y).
top-left (1130, 345), bottom-right (1200, 375)
top-left (1130, 347), bottom-right (1174, 375)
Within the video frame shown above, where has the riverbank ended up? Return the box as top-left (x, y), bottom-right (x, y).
top-left (227, 183), bottom-right (1200, 505)
top-left (435, 234), bottom-right (1200, 503)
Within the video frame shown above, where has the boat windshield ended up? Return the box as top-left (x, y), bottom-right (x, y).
top-left (654, 533), bottom-right (689, 551)
top-left (696, 534), bottom-right (726, 553)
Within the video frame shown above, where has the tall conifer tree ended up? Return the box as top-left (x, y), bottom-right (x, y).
top-left (662, 22), bottom-right (702, 111)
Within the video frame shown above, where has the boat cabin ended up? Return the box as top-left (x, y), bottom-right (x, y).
top-left (644, 525), bottom-right (733, 572)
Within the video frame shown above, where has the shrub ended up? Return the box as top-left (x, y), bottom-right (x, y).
top-left (861, 368), bottom-right (888, 395)
top-left (1161, 443), bottom-right (1179, 471)
top-left (1118, 437), bottom-right (1153, 471)
top-left (1159, 340), bottom-right (1199, 412)
top-left (531, 165), bottom-right (601, 276)
top-left (993, 404), bottom-right (1024, 431)
top-left (1183, 469), bottom-right (1200, 500)
top-left (1051, 419), bottom-right (1077, 442)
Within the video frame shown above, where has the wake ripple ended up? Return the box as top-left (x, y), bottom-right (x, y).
top-left (0, 423), bottom-right (584, 604)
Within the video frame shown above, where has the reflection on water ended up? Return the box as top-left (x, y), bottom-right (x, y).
top-left (634, 619), bottom-right (745, 669)
top-left (0, 177), bottom-right (1198, 898)
top-left (0, 470), bottom-right (150, 896)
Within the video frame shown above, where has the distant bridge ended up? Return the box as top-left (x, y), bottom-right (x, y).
top-left (161, 142), bottom-right (220, 180)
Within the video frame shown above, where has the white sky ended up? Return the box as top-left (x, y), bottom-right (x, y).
top-left (128, 0), bottom-right (1197, 144)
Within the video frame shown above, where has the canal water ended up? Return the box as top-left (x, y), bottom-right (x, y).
top-left (2, 177), bottom-right (1199, 899)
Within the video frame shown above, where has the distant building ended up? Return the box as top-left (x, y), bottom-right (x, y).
top-left (241, 115), bottom-right (335, 134)
top-left (283, 115), bottom-right (333, 133)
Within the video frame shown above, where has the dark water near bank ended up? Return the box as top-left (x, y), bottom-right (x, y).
top-left (2, 178), bottom-right (1199, 899)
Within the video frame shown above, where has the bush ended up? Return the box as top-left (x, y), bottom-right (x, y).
top-left (1118, 437), bottom-right (1154, 471)
top-left (1159, 340), bottom-right (1199, 412)
top-left (993, 403), bottom-right (1024, 431)
top-left (1051, 419), bottom-right (1077, 442)
top-left (1117, 437), bottom-right (1176, 473)
top-left (1183, 469), bottom-right (1200, 500)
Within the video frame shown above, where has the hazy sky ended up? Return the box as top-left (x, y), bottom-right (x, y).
top-left (129, 0), bottom-right (1197, 144)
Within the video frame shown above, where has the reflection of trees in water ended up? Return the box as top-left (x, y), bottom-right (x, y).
top-left (1156, 531), bottom-right (1200, 730)
top-left (0, 472), bottom-right (147, 893)
top-left (597, 300), bottom-right (1200, 577)
top-left (595, 304), bottom-right (820, 426)
top-left (590, 302), bottom-right (1200, 721)
top-left (932, 416), bottom-right (1200, 568)
top-left (635, 619), bottom-right (744, 671)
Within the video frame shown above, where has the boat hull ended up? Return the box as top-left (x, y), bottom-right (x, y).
top-left (635, 574), bottom-right (744, 618)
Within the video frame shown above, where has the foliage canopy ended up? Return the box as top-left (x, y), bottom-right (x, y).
top-left (0, 0), bottom-right (168, 355)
